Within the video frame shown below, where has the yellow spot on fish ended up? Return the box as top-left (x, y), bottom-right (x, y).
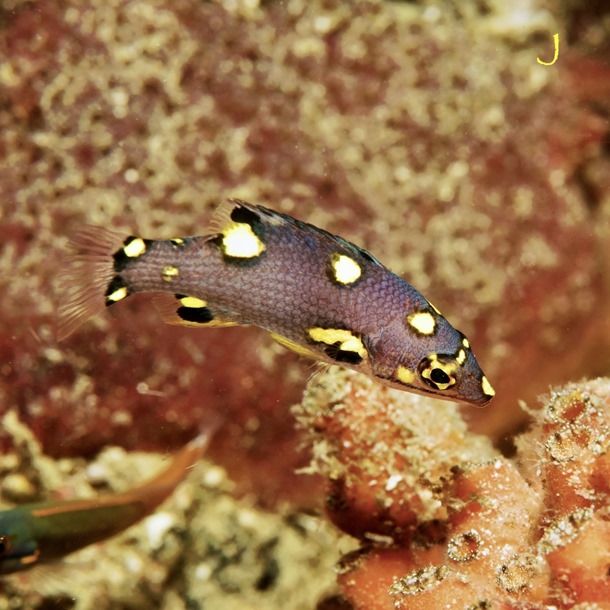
top-left (481, 376), bottom-right (495, 397)
top-left (331, 253), bottom-right (361, 285)
top-left (162, 266), bottom-right (180, 282)
top-left (462, 338), bottom-right (470, 349)
top-left (107, 287), bottom-right (128, 302)
top-left (180, 296), bottom-right (207, 308)
top-left (222, 223), bottom-right (266, 258)
top-left (407, 311), bottom-right (436, 336)
top-left (308, 327), bottom-right (367, 359)
top-left (395, 366), bottom-right (415, 385)
top-left (456, 349), bottom-right (467, 366)
top-left (123, 237), bottom-right (146, 258)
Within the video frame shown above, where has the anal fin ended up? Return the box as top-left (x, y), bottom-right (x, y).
top-left (270, 333), bottom-right (320, 360)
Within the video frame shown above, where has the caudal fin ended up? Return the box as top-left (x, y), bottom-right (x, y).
top-left (56, 226), bottom-right (127, 341)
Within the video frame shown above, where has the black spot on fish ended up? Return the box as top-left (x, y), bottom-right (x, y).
top-left (323, 343), bottom-right (364, 365)
top-left (177, 305), bottom-right (214, 324)
top-left (230, 204), bottom-right (260, 226)
top-left (229, 203), bottom-right (265, 241)
top-left (104, 275), bottom-right (130, 306)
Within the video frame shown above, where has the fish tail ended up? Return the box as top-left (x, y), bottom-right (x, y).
top-left (56, 226), bottom-right (128, 341)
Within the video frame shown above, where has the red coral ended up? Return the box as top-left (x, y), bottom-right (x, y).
top-left (297, 370), bottom-right (610, 609)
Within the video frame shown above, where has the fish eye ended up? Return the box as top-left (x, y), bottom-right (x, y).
top-left (0, 535), bottom-right (12, 557)
top-left (430, 368), bottom-right (451, 385)
top-left (419, 356), bottom-right (457, 391)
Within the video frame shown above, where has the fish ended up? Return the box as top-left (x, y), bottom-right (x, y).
top-left (57, 199), bottom-right (495, 405)
top-left (0, 434), bottom-right (207, 574)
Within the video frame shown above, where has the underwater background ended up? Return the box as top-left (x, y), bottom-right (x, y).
top-left (0, 0), bottom-right (609, 608)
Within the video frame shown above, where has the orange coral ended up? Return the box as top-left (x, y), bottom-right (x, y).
top-left (297, 370), bottom-right (610, 609)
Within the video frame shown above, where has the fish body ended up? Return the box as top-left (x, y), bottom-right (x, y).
top-left (0, 434), bottom-right (207, 574)
top-left (58, 200), bottom-right (494, 405)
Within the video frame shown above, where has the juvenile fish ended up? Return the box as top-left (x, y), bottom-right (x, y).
top-left (58, 200), bottom-right (494, 405)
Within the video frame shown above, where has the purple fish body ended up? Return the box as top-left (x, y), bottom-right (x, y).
top-left (58, 200), bottom-right (494, 405)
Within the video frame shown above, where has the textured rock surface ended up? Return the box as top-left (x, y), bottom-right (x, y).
top-left (5, 371), bottom-right (610, 608)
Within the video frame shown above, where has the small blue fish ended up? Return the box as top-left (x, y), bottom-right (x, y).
top-left (58, 200), bottom-right (494, 405)
top-left (0, 434), bottom-right (207, 574)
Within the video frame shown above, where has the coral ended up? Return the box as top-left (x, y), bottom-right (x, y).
top-left (5, 371), bottom-right (610, 609)
top-left (294, 368), bottom-right (497, 544)
top-left (296, 368), bottom-right (610, 609)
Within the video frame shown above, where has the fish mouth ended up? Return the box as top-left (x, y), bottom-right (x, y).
top-left (470, 393), bottom-right (494, 408)
top-left (417, 383), bottom-right (495, 407)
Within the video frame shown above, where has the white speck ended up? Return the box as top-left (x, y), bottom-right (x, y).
top-left (145, 511), bottom-right (175, 550)
top-left (422, 6), bottom-right (441, 22)
top-left (43, 347), bottom-right (64, 364)
top-left (237, 508), bottom-right (258, 528)
top-left (86, 462), bottom-right (109, 485)
top-left (125, 553), bottom-right (143, 573)
top-left (386, 474), bottom-right (402, 491)
top-left (314, 15), bottom-right (333, 33)
top-left (550, 169), bottom-right (565, 189)
top-left (394, 166), bottom-right (412, 183)
top-left (124, 168), bottom-right (139, 183)
top-left (194, 563), bottom-right (213, 581)
top-left (111, 88), bottom-right (129, 118)
top-left (110, 410), bottom-right (133, 426)
top-left (202, 465), bottom-right (225, 487)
